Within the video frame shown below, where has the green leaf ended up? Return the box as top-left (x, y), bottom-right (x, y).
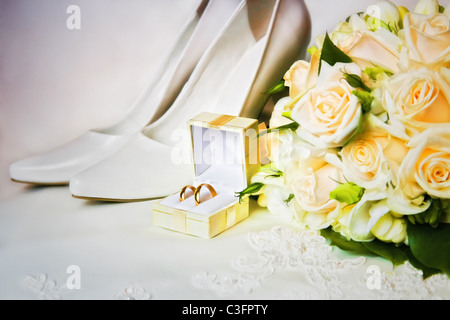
top-left (284, 194), bottom-right (294, 205)
top-left (361, 241), bottom-right (408, 267)
top-left (321, 227), bottom-right (443, 279)
top-left (343, 73), bottom-right (371, 92)
top-left (234, 182), bottom-right (264, 203)
top-left (265, 80), bottom-right (286, 95)
top-left (397, 245), bottom-right (441, 279)
top-left (257, 121), bottom-right (299, 138)
top-left (407, 222), bottom-right (450, 277)
top-left (320, 228), bottom-right (376, 256)
top-left (329, 181), bottom-right (365, 205)
top-left (352, 90), bottom-right (374, 113)
top-left (319, 33), bottom-right (353, 75)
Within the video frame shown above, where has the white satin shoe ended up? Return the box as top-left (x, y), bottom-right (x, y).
top-left (9, 0), bottom-right (243, 185)
top-left (70, 0), bottom-right (311, 201)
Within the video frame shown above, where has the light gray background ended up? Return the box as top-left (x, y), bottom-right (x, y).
top-left (0, 0), bottom-right (421, 200)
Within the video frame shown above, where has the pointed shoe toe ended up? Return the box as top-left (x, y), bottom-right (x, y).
top-left (69, 133), bottom-right (193, 201)
top-left (9, 131), bottom-right (131, 185)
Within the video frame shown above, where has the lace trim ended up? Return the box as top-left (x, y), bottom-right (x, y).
top-left (21, 274), bottom-right (152, 300)
top-left (192, 226), bottom-right (450, 299)
top-left (363, 262), bottom-right (450, 300)
top-left (21, 274), bottom-right (67, 300)
top-left (113, 285), bottom-right (152, 300)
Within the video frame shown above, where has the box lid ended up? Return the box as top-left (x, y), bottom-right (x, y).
top-left (188, 112), bottom-right (259, 193)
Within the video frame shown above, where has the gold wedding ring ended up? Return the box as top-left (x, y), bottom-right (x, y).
top-left (194, 183), bottom-right (217, 206)
top-left (179, 185), bottom-right (196, 202)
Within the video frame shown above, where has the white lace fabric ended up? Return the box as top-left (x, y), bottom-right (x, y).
top-left (192, 226), bottom-right (450, 299)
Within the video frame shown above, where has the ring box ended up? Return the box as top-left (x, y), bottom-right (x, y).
top-left (152, 112), bottom-right (259, 238)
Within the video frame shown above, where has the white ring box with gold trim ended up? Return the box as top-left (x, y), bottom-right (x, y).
top-left (152, 112), bottom-right (259, 238)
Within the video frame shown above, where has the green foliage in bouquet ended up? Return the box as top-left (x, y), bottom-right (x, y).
top-left (235, 182), bottom-right (264, 204)
top-left (319, 33), bottom-right (352, 73)
top-left (329, 182), bottom-right (365, 205)
top-left (320, 227), bottom-right (444, 279)
top-left (407, 222), bottom-right (450, 277)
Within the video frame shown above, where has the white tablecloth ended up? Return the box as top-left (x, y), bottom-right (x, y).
top-left (1, 0), bottom-right (448, 300)
top-left (1, 186), bottom-right (449, 300)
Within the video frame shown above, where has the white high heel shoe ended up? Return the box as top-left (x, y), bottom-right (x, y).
top-left (70, 0), bottom-right (311, 201)
top-left (9, 0), bottom-right (243, 185)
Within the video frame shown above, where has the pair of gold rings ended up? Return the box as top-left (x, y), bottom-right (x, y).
top-left (179, 183), bottom-right (217, 206)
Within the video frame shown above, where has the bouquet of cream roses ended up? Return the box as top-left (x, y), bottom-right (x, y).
top-left (238, 0), bottom-right (450, 278)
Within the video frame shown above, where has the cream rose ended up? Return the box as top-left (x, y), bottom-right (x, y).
top-left (328, 2), bottom-right (404, 73)
top-left (383, 67), bottom-right (450, 134)
top-left (285, 160), bottom-right (343, 230)
top-left (339, 120), bottom-right (409, 191)
top-left (283, 60), bottom-right (309, 98)
top-left (401, 12), bottom-right (450, 67)
top-left (337, 26), bottom-right (402, 72)
top-left (283, 49), bottom-right (320, 99)
top-left (291, 62), bottom-right (362, 148)
top-left (398, 127), bottom-right (450, 200)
